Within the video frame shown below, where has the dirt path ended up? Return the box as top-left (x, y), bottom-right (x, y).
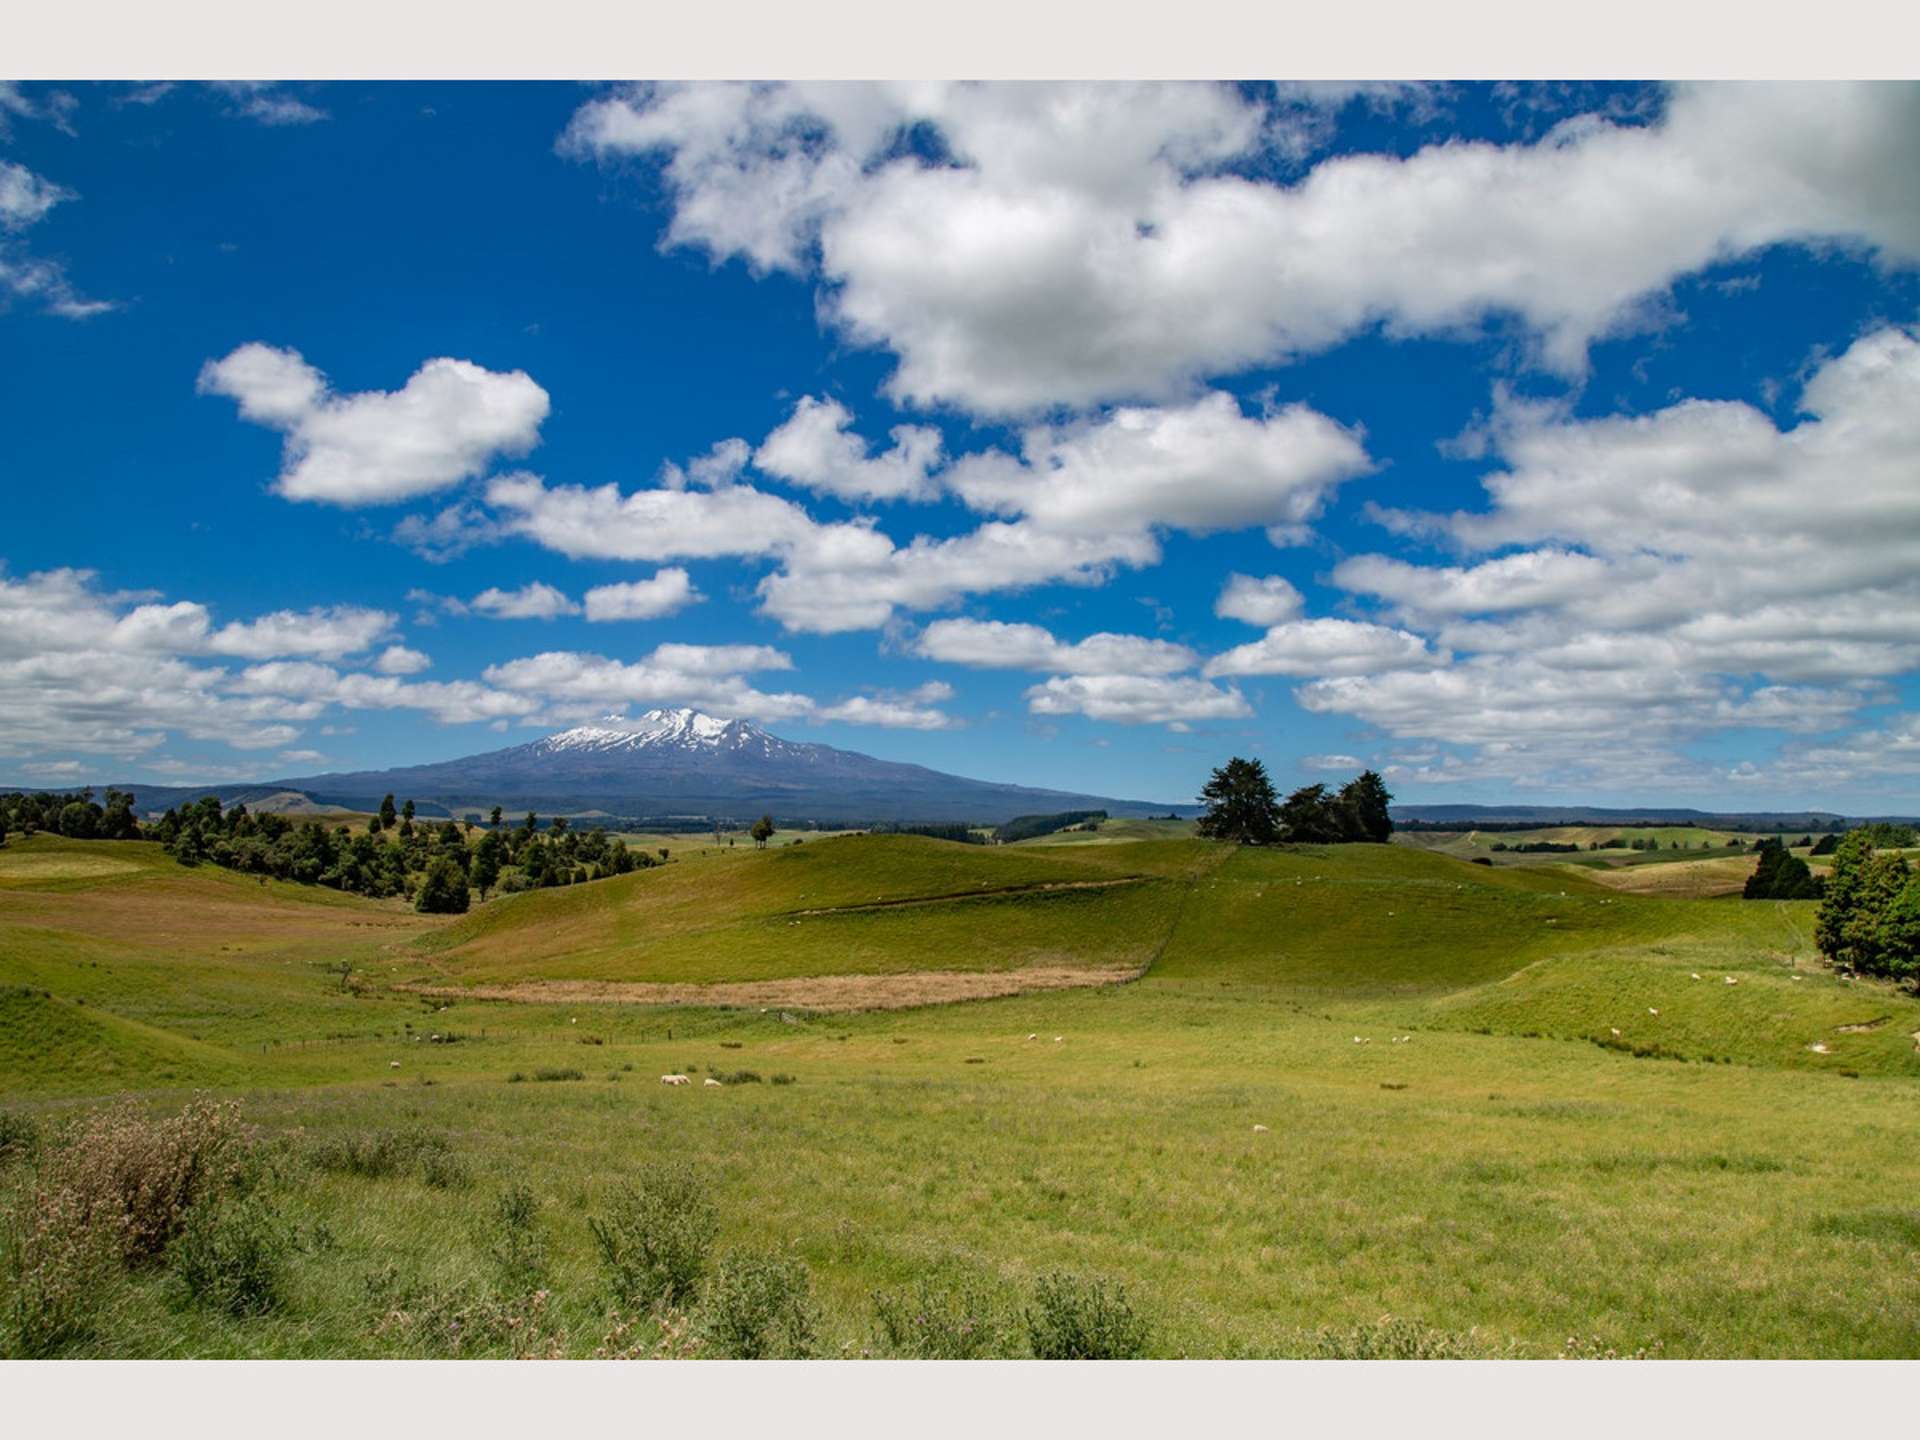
top-left (398, 963), bottom-right (1144, 1013)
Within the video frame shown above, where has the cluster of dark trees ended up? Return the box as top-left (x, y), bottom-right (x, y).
top-left (1490, 840), bottom-right (1581, 854)
top-left (149, 793), bottom-right (657, 914)
top-left (1195, 759), bottom-right (1393, 846)
top-left (1743, 837), bottom-right (1824, 900)
top-left (1815, 832), bottom-right (1920, 980)
top-left (993, 811), bottom-right (1106, 844)
top-left (0, 789), bottom-right (141, 845)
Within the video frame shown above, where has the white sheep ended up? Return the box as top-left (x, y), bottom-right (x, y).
top-left (704, 1077), bottom-right (723, 1087)
top-left (389, 1060), bottom-right (401, 1069)
top-left (660, 1074), bottom-right (689, 1086)
top-left (1648, 1007), bottom-right (1659, 1016)
top-left (1252, 1124), bottom-right (1270, 1134)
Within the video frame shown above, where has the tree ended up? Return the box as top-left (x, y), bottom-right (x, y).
top-left (551, 816), bottom-right (570, 837)
top-left (58, 799), bottom-right (101, 839)
top-left (416, 857), bottom-right (471, 914)
top-left (1277, 784), bottom-right (1346, 844)
top-left (490, 805), bottom-right (504, 830)
top-left (1873, 874), bottom-right (1920, 981)
top-left (750, 815), bottom-right (776, 850)
top-left (1817, 831), bottom-right (1912, 974)
top-left (470, 831), bottom-right (503, 898)
top-left (378, 794), bottom-right (398, 829)
top-left (1744, 837), bottom-right (1822, 900)
top-left (1335, 770), bottom-right (1394, 843)
top-left (1195, 758), bottom-right (1281, 845)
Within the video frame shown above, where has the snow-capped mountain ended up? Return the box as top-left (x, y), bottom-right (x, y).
top-left (534, 709), bottom-right (813, 762)
top-left (274, 709), bottom-right (1177, 823)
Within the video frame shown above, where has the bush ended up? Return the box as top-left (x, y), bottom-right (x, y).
top-left (873, 1271), bottom-right (1014, 1358)
top-left (533, 1067), bottom-right (585, 1083)
top-left (42, 1098), bottom-right (245, 1267)
top-left (714, 1070), bottom-right (763, 1085)
top-left (588, 1163), bottom-right (718, 1309)
top-left (1025, 1271), bottom-right (1149, 1359)
top-left (700, 1249), bottom-right (817, 1359)
top-left (169, 1191), bottom-right (292, 1317)
top-left (486, 1183), bottom-right (549, 1293)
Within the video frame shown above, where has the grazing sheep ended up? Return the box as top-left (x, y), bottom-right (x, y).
top-left (1053, 1035), bottom-right (1064, 1043)
top-left (1252, 1124), bottom-right (1270, 1133)
top-left (1808, 1043), bottom-right (1832, 1054)
top-left (1724, 976), bottom-right (1739, 985)
top-left (704, 1077), bottom-right (723, 1087)
top-left (1691, 973), bottom-right (1702, 980)
top-left (660, 1074), bottom-right (690, 1086)
top-left (1648, 1008), bottom-right (1659, 1016)
top-left (389, 1060), bottom-right (401, 1069)
top-left (1610, 1028), bottom-right (1622, 1037)
top-left (1027, 1033), bottom-right (1038, 1041)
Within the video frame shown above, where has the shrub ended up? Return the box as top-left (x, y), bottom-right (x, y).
top-left (486, 1183), bottom-right (549, 1293)
top-left (1025, 1271), bottom-right (1149, 1359)
top-left (533, 1067), bottom-right (584, 1083)
top-left (873, 1271), bottom-right (1015, 1358)
top-left (169, 1191), bottom-right (292, 1317)
top-left (588, 1163), bottom-right (718, 1309)
top-left (700, 1249), bottom-right (817, 1359)
top-left (43, 1098), bottom-right (245, 1267)
top-left (770, 1074), bottom-right (797, 1087)
top-left (714, 1070), bottom-right (763, 1085)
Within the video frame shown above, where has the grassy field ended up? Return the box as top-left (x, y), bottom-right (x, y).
top-left (3, 830), bottom-right (1919, 1358)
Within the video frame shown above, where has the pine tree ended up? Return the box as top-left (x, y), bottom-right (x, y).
top-left (378, 794), bottom-right (397, 829)
top-left (1195, 758), bottom-right (1281, 845)
top-left (1335, 770), bottom-right (1395, 843)
top-left (1277, 784), bottom-right (1345, 844)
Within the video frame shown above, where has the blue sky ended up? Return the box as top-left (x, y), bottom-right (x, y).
top-left (3, 80), bottom-right (1919, 810)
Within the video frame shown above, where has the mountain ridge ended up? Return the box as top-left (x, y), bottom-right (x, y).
top-left (262, 708), bottom-right (1186, 823)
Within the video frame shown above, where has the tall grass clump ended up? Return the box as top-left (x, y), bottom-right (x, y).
top-left (872, 1271), bottom-right (1015, 1358)
top-left (484, 1182), bottom-right (549, 1293)
top-left (1024, 1271), bottom-right (1149, 1359)
top-left (699, 1249), bottom-right (817, 1359)
top-left (169, 1191), bottom-right (293, 1317)
top-left (0, 1111), bottom-right (37, 1169)
top-left (588, 1163), bottom-right (718, 1309)
top-left (308, 1127), bottom-right (470, 1189)
top-left (1287, 1316), bottom-right (1511, 1359)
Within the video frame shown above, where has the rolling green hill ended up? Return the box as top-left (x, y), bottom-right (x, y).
top-left (5, 827), bottom-right (1920, 1357)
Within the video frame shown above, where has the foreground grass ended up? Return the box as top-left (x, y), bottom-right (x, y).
top-left (3, 831), bottom-right (1919, 1357)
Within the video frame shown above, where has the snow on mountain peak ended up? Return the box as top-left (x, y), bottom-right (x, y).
top-left (535, 708), bottom-right (772, 756)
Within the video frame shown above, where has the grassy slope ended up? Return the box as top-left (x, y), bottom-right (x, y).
top-left (5, 830), bottom-right (1920, 1356)
top-left (411, 833), bottom-right (1207, 985)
